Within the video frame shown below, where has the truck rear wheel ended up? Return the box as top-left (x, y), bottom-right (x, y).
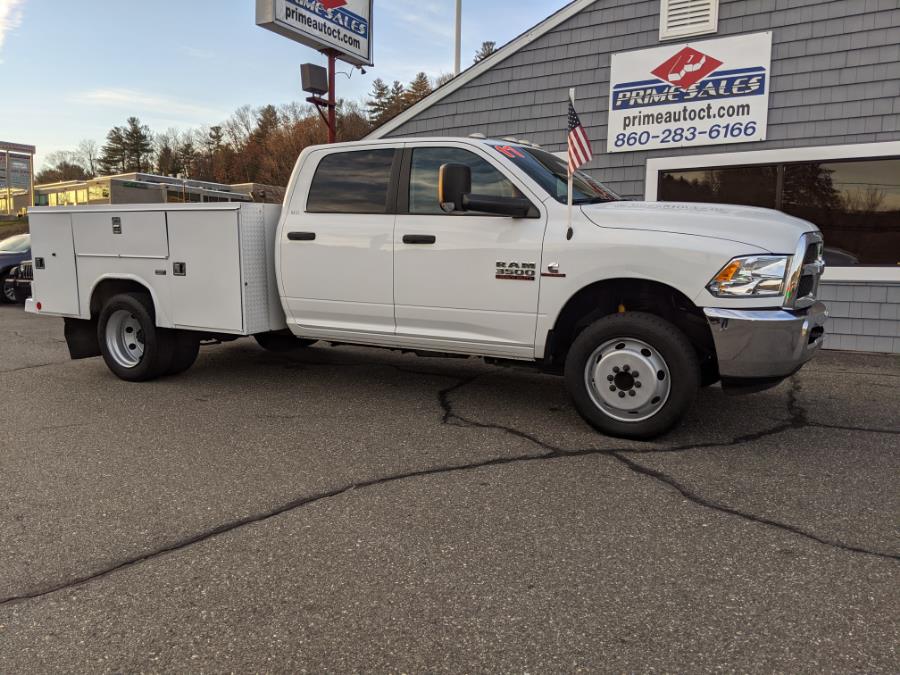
top-left (97, 293), bottom-right (172, 382)
top-left (564, 312), bottom-right (700, 439)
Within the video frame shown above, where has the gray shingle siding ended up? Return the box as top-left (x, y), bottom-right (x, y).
top-left (383, 0), bottom-right (900, 199)
top-left (820, 283), bottom-right (900, 353)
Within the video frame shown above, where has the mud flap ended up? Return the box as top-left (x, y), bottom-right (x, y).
top-left (64, 318), bottom-right (101, 359)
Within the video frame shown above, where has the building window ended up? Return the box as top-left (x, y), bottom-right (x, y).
top-left (306, 149), bottom-right (396, 214)
top-left (658, 165), bottom-right (777, 209)
top-left (658, 158), bottom-right (900, 266)
top-left (659, 0), bottom-right (719, 41)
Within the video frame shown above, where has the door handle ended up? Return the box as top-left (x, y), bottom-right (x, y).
top-left (288, 231), bottom-right (316, 241)
top-left (402, 234), bottom-right (436, 244)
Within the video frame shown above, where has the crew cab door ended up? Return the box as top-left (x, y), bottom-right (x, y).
top-left (279, 146), bottom-right (400, 336)
top-left (393, 144), bottom-right (546, 358)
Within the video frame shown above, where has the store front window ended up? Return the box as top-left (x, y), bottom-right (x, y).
top-left (659, 158), bottom-right (900, 266)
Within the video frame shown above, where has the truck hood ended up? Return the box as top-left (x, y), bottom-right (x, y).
top-left (581, 201), bottom-right (818, 253)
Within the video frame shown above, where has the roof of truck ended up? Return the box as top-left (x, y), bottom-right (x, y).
top-left (309, 136), bottom-right (542, 150)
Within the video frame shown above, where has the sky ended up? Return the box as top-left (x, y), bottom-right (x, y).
top-left (0, 0), bottom-right (568, 168)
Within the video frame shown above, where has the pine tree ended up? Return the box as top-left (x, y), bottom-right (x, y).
top-left (178, 139), bottom-right (197, 178)
top-left (99, 126), bottom-right (128, 174)
top-left (406, 72), bottom-right (432, 105)
top-left (474, 41), bottom-right (497, 63)
top-left (122, 117), bottom-right (154, 172)
top-left (367, 78), bottom-right (390, 122)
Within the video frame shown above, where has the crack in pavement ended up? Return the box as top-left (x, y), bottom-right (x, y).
top-left (433, 373), bottom-right (900, 562)
top-left (1, 365), bottom-right (897, 608)
top-left (0, 361), bottom-right (68, 375)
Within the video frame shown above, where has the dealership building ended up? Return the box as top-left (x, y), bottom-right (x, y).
top-left (369, 0), bottom-right (900, 354)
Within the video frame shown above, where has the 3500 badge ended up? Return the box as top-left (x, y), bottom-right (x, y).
top-left (496, 261), bottom-right (536, 280)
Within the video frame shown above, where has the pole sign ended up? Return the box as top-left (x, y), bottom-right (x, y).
top-left (256, 0), bottom-right (373, 66)
top-left (607, 32), bottom-right (771, 153)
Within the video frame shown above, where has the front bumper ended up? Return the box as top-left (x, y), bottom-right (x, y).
top-left (703, 301), bottom-right (827, 381)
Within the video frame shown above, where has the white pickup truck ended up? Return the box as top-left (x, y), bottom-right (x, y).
top-left (26, 137), bottom-right (827, 438)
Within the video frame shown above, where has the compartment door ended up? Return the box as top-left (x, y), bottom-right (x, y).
top-left (30, 212), bottom-right (80, 316)
top-left (167, 209), bottom-right (244, 332)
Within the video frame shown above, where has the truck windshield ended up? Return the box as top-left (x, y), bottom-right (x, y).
top-left (491, 145), bottom-right (620, 204)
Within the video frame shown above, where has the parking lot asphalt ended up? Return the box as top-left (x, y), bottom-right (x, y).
top-left (0, 304), bottom-right (897, 672)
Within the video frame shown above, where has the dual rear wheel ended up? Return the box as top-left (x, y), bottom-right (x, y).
top-left (98, 293), bottom-right (312, 382)
top-left (98, 294), bottom-right (199, 382)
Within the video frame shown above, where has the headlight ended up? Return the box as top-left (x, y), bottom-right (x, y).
top-left (707, 255), bottom-right (790, 297)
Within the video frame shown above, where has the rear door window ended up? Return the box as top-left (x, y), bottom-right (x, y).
top-left (306, 149), bottom-right (397, 214)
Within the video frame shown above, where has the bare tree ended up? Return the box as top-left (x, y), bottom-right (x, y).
top-left (75, 139), bottom-right (99, 177)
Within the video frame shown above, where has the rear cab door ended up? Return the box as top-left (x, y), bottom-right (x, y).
top-left (278, 144), bottom-right (402, 338)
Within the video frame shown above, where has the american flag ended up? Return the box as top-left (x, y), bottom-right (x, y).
top-left (567, 100), bottom-right (593, 175)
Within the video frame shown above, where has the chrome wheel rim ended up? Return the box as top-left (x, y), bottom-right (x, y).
top-left (2, 278), bottom-right (15, 302)
top-left (105, 310), bottom-right (145, 368)
top-left (584, 337), bottom-right (671, 423)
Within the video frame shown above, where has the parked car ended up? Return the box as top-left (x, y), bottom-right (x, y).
top-left (0, 233), bottom-right (31, 303)
top-left (13, 260), bottom-right (32, 303)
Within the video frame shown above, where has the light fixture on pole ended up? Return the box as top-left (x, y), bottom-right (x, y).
top-left (301, 61), bottom-right (337, 143)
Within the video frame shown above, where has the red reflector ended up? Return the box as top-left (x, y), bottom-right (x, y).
top-left (36, 302), bottom-right (42, 310)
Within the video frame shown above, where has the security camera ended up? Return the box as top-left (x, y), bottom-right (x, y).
top-left (359, 67), bottom-right (367, 75)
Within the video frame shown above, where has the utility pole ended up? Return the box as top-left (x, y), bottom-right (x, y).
top-left (327, 49), bottom-right (337, 143)
top-left (454, 0), bottom-right (462, 75)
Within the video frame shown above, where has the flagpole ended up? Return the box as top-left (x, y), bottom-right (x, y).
top-left (567, 87), bottom-right (575, 239)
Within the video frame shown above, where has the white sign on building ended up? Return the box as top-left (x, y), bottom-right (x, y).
top-left (607, 32), bottom-right (772, 153)
top-left (256, 0), bottom-right (373, 66)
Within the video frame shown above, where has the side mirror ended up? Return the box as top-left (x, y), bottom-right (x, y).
top-left (438, 162), bottom-right (538, 219)
top-left (438, 163), bottom-right (471, 213)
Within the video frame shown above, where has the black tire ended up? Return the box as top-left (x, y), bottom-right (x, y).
top-left (1, 270), bottom-right (16, 304)
top-left (97, 293), bottom-right (173, 382)
top-left (564, 312), bottom-right (700, 439)
top-left (254, 331), bottom-right (316, 352)
top-left (166, 332), bottom-right (200, 376)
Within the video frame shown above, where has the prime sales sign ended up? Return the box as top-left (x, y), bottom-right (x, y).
top-left (256, 0), bottom-right (373, 66)
top-left (607, 32), bottom-right (772, 153)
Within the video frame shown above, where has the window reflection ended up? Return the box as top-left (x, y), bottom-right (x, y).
top-left (782, 160), bottom-right (900, 266)
top-left (659, 158), bottom-right (900, 266)
top-left (659, 165), bottom-right (777, 208)
top-left (409, 147), bottom-right (522, 215)
top-left (307, 149), bottom-right (396, 214)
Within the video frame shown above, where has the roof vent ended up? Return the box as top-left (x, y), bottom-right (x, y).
top-left (468, 132), bottom-right (486, 139)
top-left (659, 0), bottom-right (718, 40)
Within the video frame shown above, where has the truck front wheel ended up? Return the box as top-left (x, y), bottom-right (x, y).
top-left (564, 312), bottom-right (700, 439)
top-left (97, 293), bottom-right (172, 382)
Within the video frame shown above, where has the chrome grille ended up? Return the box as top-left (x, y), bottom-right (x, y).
top-left (19, 261), bottom-right (33, 281)
top-left (784, 233), bottom-right (824, 310)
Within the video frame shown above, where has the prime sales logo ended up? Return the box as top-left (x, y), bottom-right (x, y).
top-left (650, 47), bottom-right (722, 89)
top-left (287, 0), bottom-right (369, 38)
top-left (612, 45), bottom-right (766, 110)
